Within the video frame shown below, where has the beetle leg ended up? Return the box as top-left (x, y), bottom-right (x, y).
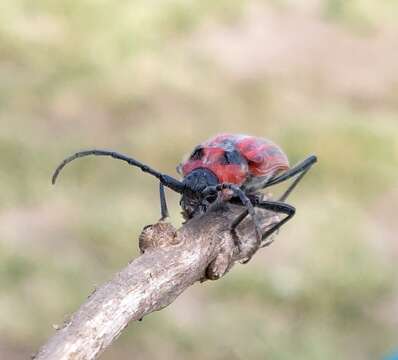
top-left (159, 182), bottom-right (169, 221)
top-left (202, 183), bottom-right (262, 246)
top-left (241, 174), bottom-right (274, 194)
top-left (231, 199), bottom-right (295, 262)
top-left (254, 200), bottom-right (295, 247)
top-left (277, 162), bottom-right (315, 202)
top-left (230, 156), bottom-right (315, 258)
top-left (265, 155), bottom-right (317, 201)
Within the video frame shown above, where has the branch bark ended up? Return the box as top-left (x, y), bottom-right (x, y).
top-left (35, 202), bottom-right (279, 360)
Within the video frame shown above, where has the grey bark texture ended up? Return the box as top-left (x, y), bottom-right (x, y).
top-left (34, 202), bottom-right (280, 360)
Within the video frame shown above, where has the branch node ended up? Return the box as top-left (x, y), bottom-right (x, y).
top-left (139, 221), bottom-right (178, 254)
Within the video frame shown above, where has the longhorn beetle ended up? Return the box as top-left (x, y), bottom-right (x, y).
top-left (52, 133), bottom-right (317, 261)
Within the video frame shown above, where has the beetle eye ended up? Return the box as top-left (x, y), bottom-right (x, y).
top-left (190, 147), bottom-right (203, 161)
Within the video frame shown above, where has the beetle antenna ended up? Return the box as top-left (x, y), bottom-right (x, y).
top-left (52, 149), bottom-right (185, 194)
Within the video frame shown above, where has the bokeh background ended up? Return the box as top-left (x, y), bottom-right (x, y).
top-left (1, 1), bottom-right (398, 359)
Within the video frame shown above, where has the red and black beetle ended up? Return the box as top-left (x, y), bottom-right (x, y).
top-left (52, 133), bottom-right (317, 260)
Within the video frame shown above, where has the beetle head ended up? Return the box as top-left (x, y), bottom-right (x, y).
top-left (180, 168), bottom-right (219, 219)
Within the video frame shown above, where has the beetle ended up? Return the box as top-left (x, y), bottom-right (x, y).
top-left (52, 133), bottom-right (317, 261)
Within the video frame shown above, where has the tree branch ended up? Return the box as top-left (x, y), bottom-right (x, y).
top-left (34, 202), bottom-right (280, 360)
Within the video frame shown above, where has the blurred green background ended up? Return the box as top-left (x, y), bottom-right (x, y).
top-left (1, 0), bottom-right (398, 359)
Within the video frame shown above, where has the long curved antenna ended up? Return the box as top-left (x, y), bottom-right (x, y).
top-left (52, 149), bottom-right (185, 194)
